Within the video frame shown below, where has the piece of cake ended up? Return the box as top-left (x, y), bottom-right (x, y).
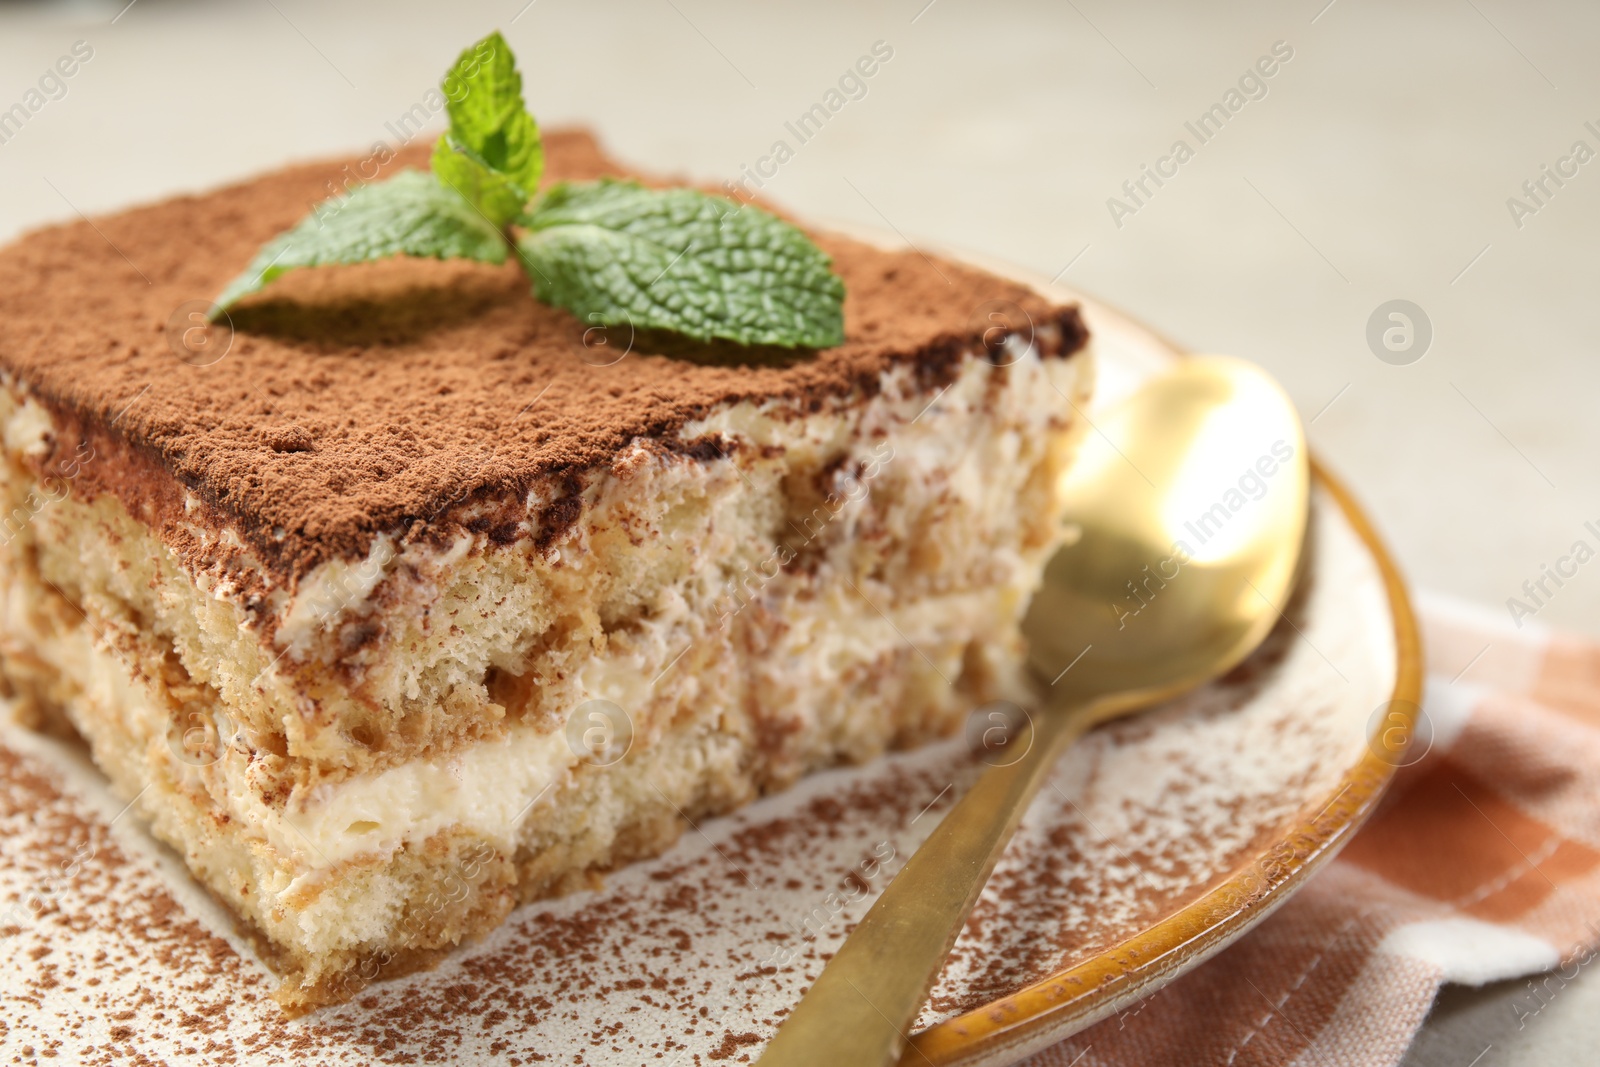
top-left (0, 131), bottom-right (1093, 1012)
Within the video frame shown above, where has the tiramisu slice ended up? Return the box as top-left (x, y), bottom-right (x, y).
top-left (0, 131), bottom-right (1092, 1011)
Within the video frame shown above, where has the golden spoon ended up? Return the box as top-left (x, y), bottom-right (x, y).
top-left (756, 355), bottom-right (1310, 1067)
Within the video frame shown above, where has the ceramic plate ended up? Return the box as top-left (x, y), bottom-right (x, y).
top-left (0, 260), bottom-right (1421, 1067)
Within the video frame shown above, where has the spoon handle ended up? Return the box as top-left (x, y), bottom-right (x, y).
top-left (755, 703), bottom-right (1090, 1067)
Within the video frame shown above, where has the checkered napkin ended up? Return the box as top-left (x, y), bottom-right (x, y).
top-left (1022, 593), bottom-right (1600, 1067)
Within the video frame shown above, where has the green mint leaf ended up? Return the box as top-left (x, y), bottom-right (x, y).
top-left (516, 180), bottom-right (846, 349)
top-left (212, 170), bottom-right (508, 313)
top-left (440, 31), bottom-right (542, 195)
top-left (431, 134), bottom-right (528, 227)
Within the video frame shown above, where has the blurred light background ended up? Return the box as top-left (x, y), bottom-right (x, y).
top-left (1, 1), bottom-right (1595, 1062)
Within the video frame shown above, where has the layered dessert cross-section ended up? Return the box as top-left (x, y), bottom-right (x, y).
top-left (0, 132), bottom-right (1093, 1011)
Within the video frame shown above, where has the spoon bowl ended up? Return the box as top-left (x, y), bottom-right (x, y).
top-left (1025, 355), bottom-right (1308, 710)
top-left (757, 355), bottom-right (1310, 1067)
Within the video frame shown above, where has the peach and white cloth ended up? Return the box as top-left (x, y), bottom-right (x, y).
top-left (1024, 593), bottom-right (1600, 1066)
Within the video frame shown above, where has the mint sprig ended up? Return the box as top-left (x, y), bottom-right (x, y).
top-left (213, 31), bottom-right (845, 350)
top-left (519, 180), bottom-right (844, 347)
top-left (431, 33), bottom-right (542, 226)
top-left (212, 171), bottom-right (508, 311)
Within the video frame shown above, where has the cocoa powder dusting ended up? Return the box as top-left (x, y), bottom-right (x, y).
top-left (0, 130), bottom-right (1086, 588)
